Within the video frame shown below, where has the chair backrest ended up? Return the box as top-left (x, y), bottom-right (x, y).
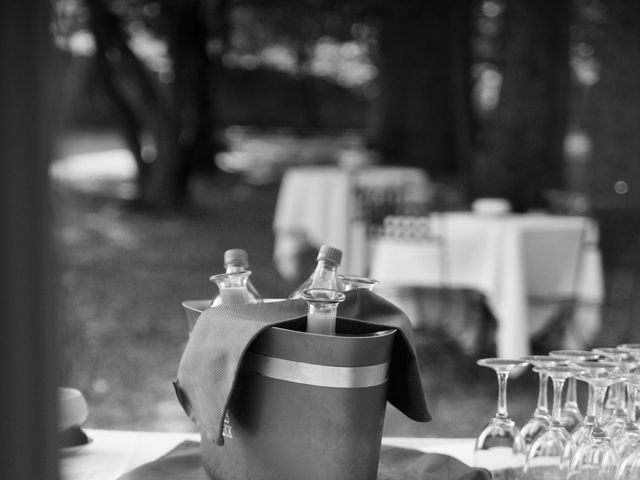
top-left (373, 214), bottom-right (448, 287)
top-left (353, 185), bottom-right (430, 238)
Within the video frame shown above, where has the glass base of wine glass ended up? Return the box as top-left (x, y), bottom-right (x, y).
top-left (519, 415), bottom-right (550, 450)
top-left (525, 428), bottom-right (571, 480)
top-left (561, 406), bottom-right (583, 433)
top-left (604, 413), bottom-right (627, 440)
top-left (475, 416), bottom-right (526, 477)
top-left (613, 427), bottom-right (640, 460)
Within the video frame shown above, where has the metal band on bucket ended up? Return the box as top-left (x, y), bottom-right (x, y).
top-left (242, 352), bottom-right (389, 388)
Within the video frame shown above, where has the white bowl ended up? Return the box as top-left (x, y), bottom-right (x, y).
top-left (471, 198), bottom-right (512, 216)
top-left (58, 387), bottom-right (88, 431)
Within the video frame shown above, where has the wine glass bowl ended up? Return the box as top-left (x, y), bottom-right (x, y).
top-left (617, 438), bottom-right (640, 480)
top-left (338, 274), bottom-right (380, 291)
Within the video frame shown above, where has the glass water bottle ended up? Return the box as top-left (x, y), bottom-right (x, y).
top-left (301, 288), bottom-right (345, 335)
top-left (209, 271), bottom-right (260, 306)
top-left (211, 249), bottom-right (262, 306)
top-left (288, 245), bottom-right (344, 299)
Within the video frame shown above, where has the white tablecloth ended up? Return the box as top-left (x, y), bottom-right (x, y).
top-left (60, 429), bottom-right (476, 480)
top-left (273, 166), bottom-right (431, 279)
top-left (370, 213), bottom-right (604, 358)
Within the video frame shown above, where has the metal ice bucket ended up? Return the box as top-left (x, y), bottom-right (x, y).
top-left (199, 325), bottom-right (396, 480)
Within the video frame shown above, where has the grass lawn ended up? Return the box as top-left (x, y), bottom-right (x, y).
top-left (53, 133), bottom-right (584, 439)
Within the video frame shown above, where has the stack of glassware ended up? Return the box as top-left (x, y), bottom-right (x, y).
top-left (474, 344), bottom-right (640, 480)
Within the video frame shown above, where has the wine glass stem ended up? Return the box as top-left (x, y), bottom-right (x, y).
top-left (614, 382), bottom-right (627, 411)
top-left (552, 378), bottom-right (566, 424)
top-left (565, 376), bottom-right (579, 408)
top-left (535, 371), bottom-right (550, 415)
top-left (594, 385), bottom-right (608, 429)
top-left (585, 383), bottom-right (596, 419)
top-left (607, 382), bottom-right (623, 411)
top-left (627, 384), bottom-right (638, 423)
top-left (497, 371), bottom-right (509, 418)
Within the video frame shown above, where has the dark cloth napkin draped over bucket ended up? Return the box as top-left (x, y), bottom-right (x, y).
top-left (117, 441), bottom-right (491, 480)
top-left (175, 289), bottom-right (431, 446)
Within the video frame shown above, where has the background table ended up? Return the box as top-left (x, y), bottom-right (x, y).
top-left (370, 212), bottom-right (604, 358)
top-left (60, 429), bottom-right (476, 480)
top-left (273, 165), bottom-right (432, 279)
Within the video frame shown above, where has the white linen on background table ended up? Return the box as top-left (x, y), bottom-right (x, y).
top-left (273, 166), bottom-right (431, 278)
top-left (370, 213), bottom-right (603, 358)
top-left (59, 429), bottom-right (476, 480)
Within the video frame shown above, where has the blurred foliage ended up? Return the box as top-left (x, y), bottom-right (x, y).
top-left (51, 0), bottom-right (640, 210)
top-left (52, 0), bottom-right (605, 139)
top-left (53, 0), bottom-right (380, 95)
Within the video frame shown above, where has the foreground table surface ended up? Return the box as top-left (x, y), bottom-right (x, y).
top-left (60, 429), bottom-right (476, 480)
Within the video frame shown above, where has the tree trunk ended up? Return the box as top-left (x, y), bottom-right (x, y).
top-left (142, 0), bottom-right (219, 208)
top-left (580, 1), bottom-right (640, 344)
top-left (85, 0), bottom-right (227, 209)
top-left (582, 0), bottom-right (640, 208)
top-left (86, 0), bottom-right (156, 191)
top-left (372, 0), bottom-right (473, 184)
top-left (449, 0), bottom-right (475, 200)
top-left (477, 0), bottom-right (571, 212)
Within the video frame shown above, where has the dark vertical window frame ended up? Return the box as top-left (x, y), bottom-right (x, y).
top-left (0, 0), bottom-right (60, 478)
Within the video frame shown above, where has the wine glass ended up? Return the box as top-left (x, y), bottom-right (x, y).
top-left (615, 344), bottom-right (640, 461)
top-left (549, 349), bottom-right (600, 433)
top-left (616, 342), bottom-right (640, 479)
top-left (619, 343), bottom-right (640, 418)
top-left (474, 358), bottom-right (528, 476)
top-left (562, 365), bottom-right (599, 468)
top-left (519, 355), bottom-right (561, 450)
top-left (338, 274), bottom-right (380, 291)
top-left (612, 371), bottom-right (640, 463)
top-left (593, 347), bottom-right (634, 440)
top-left (566, 360), bottom-right (621, 480)
top-left (524, 364), bottom-right (574, 479)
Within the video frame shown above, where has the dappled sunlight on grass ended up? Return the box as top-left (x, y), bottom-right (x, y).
top-left (51, 148), bottom-right (138, 200)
